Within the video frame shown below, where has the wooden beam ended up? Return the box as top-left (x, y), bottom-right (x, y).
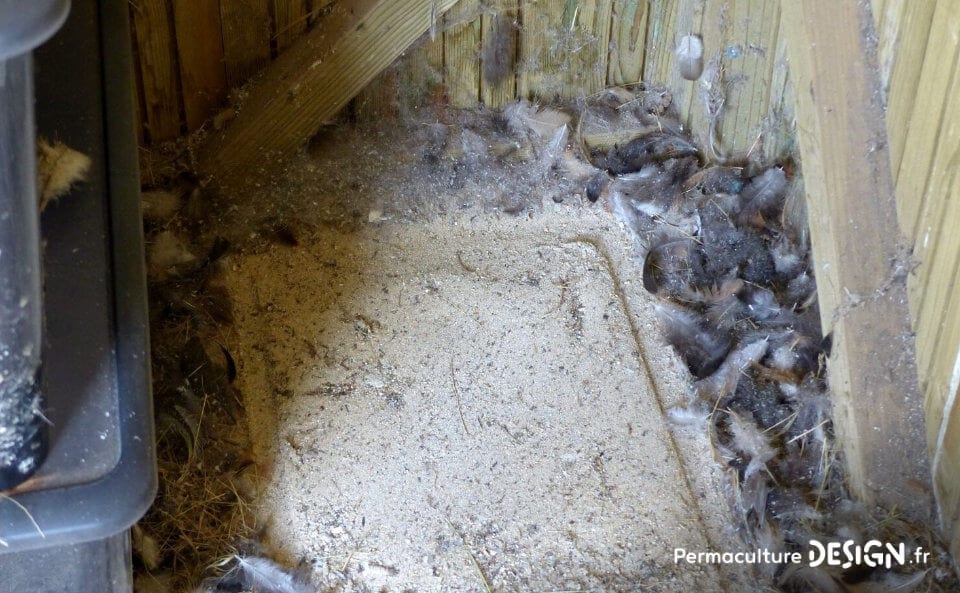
top-left (198, 0), bottom-right (460, 185)
top-left (781, 0), bottom-right (932, 520)
top-left (173, 0), bottom-right (228, 131)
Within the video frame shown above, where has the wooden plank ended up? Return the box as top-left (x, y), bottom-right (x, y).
top-left (919, 183), bottom-right (960, 459)
top-left (400, 34), bottom-right (446, 115)
top-left (781, 0), bottom-right (932, 520)
top-left (220, 0), bottom-right (272, 88)
top-left (272, 0), bottom-right (309, 53)
top-left (870, 0), bottom-right (886, 31)
top-left (354, 66), bottom-right (401, 122)
top-left (933, 288), bottom-right (960, 538)
top-left (130, 0), bottom-right (181, 142)
top-left (444, 0), bottom-right (482, 108)
top-left (356, 32), bottom-right (446, 122)
top-left (642, 0), bottom-right (705, 126)
top-left (761, 7), bottom-right (795, 162)
top-left (887, 2), bottom-right (936, 180)
top-left (198, 0), bottom-right (462, 185)
top-left (874, 0), bottom-right (900, 98)
top-left (683, 0), bottom-right (724, 153)
top-left (480, 1), bottom-right (519, 107)
top-left (173, 0), bottom-right (228, 132)
top-left (911, 65), bottom-right (960, 383)
top-left (518, 0), bottom-right (613, 101)
top-left (712, 0), bottom-right (781, 155)
top-left (606, 0), bottom-right (649, 87)
top-left (894, 1), bottom-right (960, 244)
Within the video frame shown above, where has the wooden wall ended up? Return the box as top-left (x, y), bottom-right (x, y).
top-left (130, 0), bottom-right (960, 559)
top-left (130, 0), bottom-right (793, 161)
top-left (876, 0), bottom-right (960, 560)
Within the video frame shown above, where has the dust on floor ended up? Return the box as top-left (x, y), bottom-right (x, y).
top-left (219, 207), bottom-right (756, 592)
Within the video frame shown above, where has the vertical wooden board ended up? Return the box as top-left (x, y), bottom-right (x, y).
top-left (874, 0), bottom-right (901, 98)
top-left (273, 0), bottom-right (309, 53)
top-left (220, 0), bottom-right (273, 88)
top-left (761, 8), bottom-right (795, 162)
top-left (444, 1), bottom-right (482, 108)
top-left (480, 1), bottom-right (519, 108)
top-left (131, 0), bottom-right (181, 142)
top-left (354, 66), bottom-right (401, 122)
top-left (908, 56), bottom-right (960, 333)
top-left (712, 0), bottom-right (781, 156)
top-left (572, 0), bottom-right (613, 96)
top-left (887, 1), bottom-right (937, 180)
top-left (682, 0), bottom-right (727, 155)
top-left (518, 0), bottom-right (613, 101)
top-left (870, 0), bottom-right (886, 30)
top-left (781, 0), bottom-right (932, 519)
top-left (913, 146), bottom-right (960, 448)
top-left (923, 246), bottom-right (960, 467)
top-left (607, 0), bottom-right (648, 87)
top-left (642, 0), bottom-right (705, 127)
top-left (399, 34), bottom-right (445, 116)
top-left (934, 336), bottom-right (960, 538)
top-left (894, 0), bottom-right (960, 244)
top-left (518, 1), bottom-right (566, 99)
top-left (173, 0), bottom-right (228, 132)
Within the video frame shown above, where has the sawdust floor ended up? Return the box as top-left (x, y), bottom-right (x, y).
top-left (220, 201), bottom-right (759, 592)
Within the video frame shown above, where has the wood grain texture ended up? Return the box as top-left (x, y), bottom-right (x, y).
top-left (400, 34), bottom-right (445, 115)
top-left (354, 66), bottom-right (401, 121)
top-left (199, 0), bottom-right (461, 184)
top-left (911, 64), bottom-right (960, 383)
top-left (643, 0), bottom-right (704, 126)
top-left (907, 58), bottom-right (960, 527)
top-left (445, 0), bottom-right (482, 108)
top-left (886, 1), bottom-right (936, 180)
top-left (781, 0), bottom-right (932, 521)
top-left (131, 0), bottom-right (181, 142)
top-left (173, 0), bottom-right (228, 132)
top-left (644, 0), bottom-right (781, 157)
top-left (355, 32), bottom-right (445, 122)
top-left (518, 0), bottom-right (613, 100)
top-left (607, 0), bottom-right (648, 86)
top-left (893, 1), bottom-right (955, 242)
top-left (220, 0), bottom-right (272, 87)
top-left (272, 0), bottom-right (309, 53)
top-left (761, 6), bottom-right (795, 162)
top-left (480, 1), bottom-right (519, 107)
top-left (712, 0), bottom-right (781, 155)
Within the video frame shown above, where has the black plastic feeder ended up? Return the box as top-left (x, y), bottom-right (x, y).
top-left (0, 0), bottom-right (155, 591)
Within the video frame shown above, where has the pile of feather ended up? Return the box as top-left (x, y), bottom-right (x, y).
top-left (136, 87), bottom-right (957, 592)
top-left (562, 88), bottom-right (949, 592)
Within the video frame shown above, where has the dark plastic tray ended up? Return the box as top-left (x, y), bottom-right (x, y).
top-left (0, 0), bottom-right (155, 553)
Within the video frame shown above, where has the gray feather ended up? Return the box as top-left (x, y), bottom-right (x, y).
top-left (202, 556), bottom-right (314, 593)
